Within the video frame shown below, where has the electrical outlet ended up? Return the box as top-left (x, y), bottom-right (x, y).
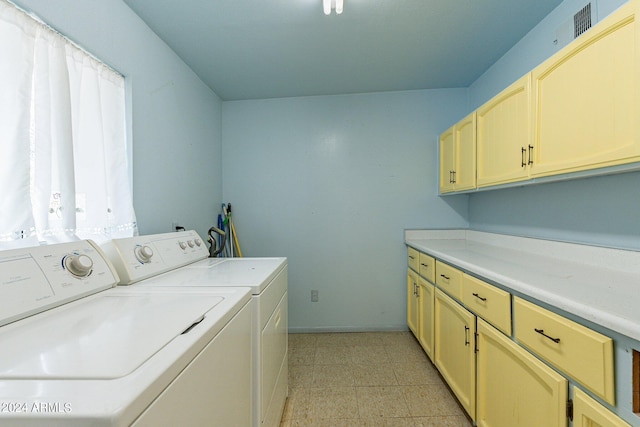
top-left (311, 290), bottom-right (319, 302)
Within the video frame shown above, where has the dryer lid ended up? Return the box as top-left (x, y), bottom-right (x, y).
top-left (140, 257), bottom-right (287, 293)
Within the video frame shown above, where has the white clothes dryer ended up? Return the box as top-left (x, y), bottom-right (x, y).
top-left (103, 231), bottom-right (288, 427)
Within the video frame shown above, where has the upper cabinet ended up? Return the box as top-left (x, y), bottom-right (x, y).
top-left (439, 127), bottom-right (455, 193)
top-left (439, 113), bottom-right (476, 193)
top-left (439, 0), bottom-right (640, 194)
top-left (477, 75), bottom-right (532, 187)
top-left (531, 0), bottom-right (640, 177)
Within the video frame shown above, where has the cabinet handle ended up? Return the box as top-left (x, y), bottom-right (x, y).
top-left (452, 170), bottom-right (456, 184)
top-left (464, 325), bottom-right (470, 346)
top-left (408, 255), bottom-right (415, 260)
top-left (413, 283), bottom-right (417, 296)
top-left (534, 328), bottom-right (561, 344)
top-left (521, 147), bottom-right (526, 167)
top-left (440, 274), bottom-right (450, 280)
top-left (528, 145), bottom-right (534, 165)
top-left (472, 292), bottom-right (487, 302)
top-left (420, 263), bottom-right (428, 268)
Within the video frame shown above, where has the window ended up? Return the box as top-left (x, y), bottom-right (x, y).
top-left (0, 0), bottom-right (136, 248)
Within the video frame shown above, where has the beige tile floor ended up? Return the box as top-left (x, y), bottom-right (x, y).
top-left (281, 331), bottom-right (473, 427)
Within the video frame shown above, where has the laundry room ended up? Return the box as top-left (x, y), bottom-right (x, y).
top-left (2, 0), bottom-right (640, 426)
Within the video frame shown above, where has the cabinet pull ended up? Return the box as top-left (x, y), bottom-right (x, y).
top-left (408, 255), bottom-right (415, 260)
top-left (452, 170), bottom-right (456, 184)
top-left (420, 263), bottom-right (428, 268)
top-left (472, 292), bottom-right (487, 302)
top-left (534, 328), bottom-right (561, 344)
top-left (521, 147), bottom-right (526, 167)
top-left (464, 325), bottom-right (470, 346)
top-left (440, 274), bottom-right (450, 280)
top-left (413, 283), bottom-right (417, 296)
top-left (528, 144), bottom-right (534, 165)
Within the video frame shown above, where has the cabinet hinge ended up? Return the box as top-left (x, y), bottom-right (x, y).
top-left (474, 332), bottom-right (479, 353)
top-left (566, 399), bottom-right (573, 421)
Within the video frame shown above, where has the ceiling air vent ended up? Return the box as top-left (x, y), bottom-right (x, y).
top-left (554, 2), bottom-right (597, 48)
top-left (574, 3), bottom-right (592, 38)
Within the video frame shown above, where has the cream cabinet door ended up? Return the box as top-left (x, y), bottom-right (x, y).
top-left (476, 318), bottom-right (568, 427)
top-left (573, 388), bottom-right (631, 427)
top-left (439, 126), bottom-right (455, 193)
top-left (477, 74), bottom-right (532, 187)
top-left (454, 112), bottom-right (477, 191)
top-left (435, 289), bottom-right (476, 420)
top-left (407, 269), bottom-right (419, 336)
top-left (531, 0), bottom-right (640, 177)
top-left (439, 113), bottom-right (476, 193)
top-left (417, 276), bottom-right (435, 362)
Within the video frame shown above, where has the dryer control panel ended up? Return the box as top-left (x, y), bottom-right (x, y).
top-left (102, 230), bottom-right (209, 285)
top-left (0, 240), bottom-right (118, 327)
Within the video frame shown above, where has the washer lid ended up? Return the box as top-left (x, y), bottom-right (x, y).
top-left (0, 292), bottom-right (222, 379)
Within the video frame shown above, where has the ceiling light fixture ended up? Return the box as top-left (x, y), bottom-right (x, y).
top-left (323, 0), bottom-right (343, 15)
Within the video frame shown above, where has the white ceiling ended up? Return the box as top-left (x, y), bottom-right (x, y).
top-left (123, 0), bottom-right (564, 101)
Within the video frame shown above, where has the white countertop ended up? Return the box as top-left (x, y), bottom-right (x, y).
top-left (405, 229), bottom-right (640, 342)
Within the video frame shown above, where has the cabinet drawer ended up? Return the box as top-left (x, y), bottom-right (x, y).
top-left (514, 297), bottom-right (615, 405)
top-left (435, 261), bottom-right (463, 300)
top-left (407, 247), bottom-right (419, 272)
top-left (462, 274), bottom-right (511, 335)
top-left (418, 253), bottom-right (435, 282)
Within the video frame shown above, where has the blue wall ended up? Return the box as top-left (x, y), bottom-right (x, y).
top-left (222, 90), bottom-right (469, 331)
top-left (13, 0), bottom-right (224, 240)
top-left (14, 0), bottom-right (639, 333)
top-left (464, 0), bottom-right (640, 250)
top-left (467, 174), bottom-right (640, 250)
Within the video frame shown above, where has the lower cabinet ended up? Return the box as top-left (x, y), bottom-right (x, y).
top-left (514, 296), bottom-right (615, 405)
top-left (417, 276), bottom-right (435, 361)
top-left (408, 267), bottom-right (436, 362)
top-left (407, 268), bottom-right (419, 336)
top-left (476, 318), bottom-right (568, 427)
top-left (573, 388), bottom-right (631, 427)
top-left (407, 245), bottom-right (633, 426)
top-left (434, 289), bottom-right (476, 421)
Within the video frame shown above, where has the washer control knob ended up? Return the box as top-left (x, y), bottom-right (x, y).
top-left (194, 238), bottom-right (202, 247)
top-left (187, 240), bottom-right (195, 248)
top-left (64, 254), bottom-right (94, 278)
top-left (134, 245), bottom-right (154, 263)
top-left (179, 241), bottom-right (187, 250)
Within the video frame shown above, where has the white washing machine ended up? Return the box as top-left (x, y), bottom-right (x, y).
top-left (103, 230), bottom-right (288, 427)
top-left (0, 240), bottom-right (253, 427)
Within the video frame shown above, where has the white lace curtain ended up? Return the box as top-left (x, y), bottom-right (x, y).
top-left (0, 0), bottom-right (136, 248)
